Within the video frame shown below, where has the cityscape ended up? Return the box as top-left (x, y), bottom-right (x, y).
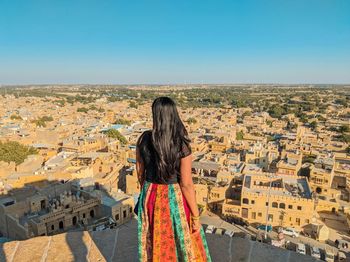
top-left (1, 0), bottom-right (350, 260)
top-left (0, 84), bottom-right (349, 261)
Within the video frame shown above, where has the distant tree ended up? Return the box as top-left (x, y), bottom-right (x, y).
top-left (335, 98), bottom-right (347, 106)
top-left (31, 119), bottom-right (46, 127)
top-left (302, 154), bottom-right (317, 164)
top-left (339, 125), bottom-right (349, 133)
top-left (268, 105), bottom-right (285, 119)
top-left (77, 107), bottom-right (89, 113)
top-left (309, 121), bottom-right (317, 131)
top-left (267, 135), bottom-right (275, 142)
top-left (40, 116), bottom-right (53, 122)
top-left (242, 111), bottom-right (252, 117)
top-left (55, 100), bottom-right (65, 107)
top-left (129, 101), bottom-right (138, 109)
top-left (89, 105), bottom-right (98, 111)
top-left (316, 115), bottom-right (326, 122)
top-left (266, 120), bottom-right (273, 127)
top-left (0, 141), bottom-right (38, 165)
top-left (31, 116), bottom-right (53, 127)
top-left (236, 131), bottom-right (244, 140)
top-left (286, 121), bottom-right (297, 130)
top-left (341, 134), bottom-right (350, 143)
top-left (187, 117), bottom-right (197, 124)
top-left (10, 114), bottom-right (22, 120)
top-left (231, 98), bottom-right (246, 108)
top-left (104, 129), bottom-right (127, 144)
top-left (114, 118), bottom-right (131, 125)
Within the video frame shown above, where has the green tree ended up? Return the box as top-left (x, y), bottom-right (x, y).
top-left (31, 119), bottom-right (46, 127)
top-left (114, 118), bottom-right (131, 125)
top-left (268, 105), bottom-right (285, 119)
top-left (187, 117), bottom-right (197, 124)
top-left (41, 116), bottom-right (53, 122)
top-left (129, 101), bottom-right (138, 109)
top-left (339, 125), bottom-right (349, 133)
top-left (77, 107), bottom-right (89, 113)
top-left (0, 141), bottom-right (38, 165)
top-left (341, 134), bottom-right (350, 143)
top-left (236, 131), bottom-right (244, 140)
top-left (104, 129), bottom-right (127, 144)
top-left (10, 115), bottom-right (22, 120)
top-left (309, 121), bottom-right (317, 131)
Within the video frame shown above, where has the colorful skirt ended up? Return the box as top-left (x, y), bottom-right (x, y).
top-left (138, 181), bottom-right (212, 262)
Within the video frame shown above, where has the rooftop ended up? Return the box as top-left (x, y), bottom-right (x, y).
top-left (0, 219), bottom-right (317, 262)
top-left (244, 174), bottom-right (312, 199)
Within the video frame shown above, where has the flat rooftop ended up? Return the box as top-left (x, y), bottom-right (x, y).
top-left (0, 219), bottom-right (319, 262)
top-left (244, 174), bottom-right (312, 199)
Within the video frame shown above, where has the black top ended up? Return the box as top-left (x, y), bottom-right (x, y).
top-left (137, 130), bottom-right (191, 184)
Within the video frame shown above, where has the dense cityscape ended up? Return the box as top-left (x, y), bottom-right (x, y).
top-left (0, 84), bottom-right (349, 261)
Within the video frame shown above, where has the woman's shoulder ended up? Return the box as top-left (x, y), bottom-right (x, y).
top-left (180, 140), bottom-right (192, 158)
top-left (137, 129), bottom-right (152, 146)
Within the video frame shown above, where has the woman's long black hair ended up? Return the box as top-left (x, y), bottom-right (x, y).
top-left (151, 97), bottom-right (191, 182)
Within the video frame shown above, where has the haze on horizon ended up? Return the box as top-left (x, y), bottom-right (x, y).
top-left (0, 0), bottom-right (349, 85)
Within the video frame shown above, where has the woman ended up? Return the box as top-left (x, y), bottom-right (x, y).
top-left (136, 97), bottom-right (211, 262)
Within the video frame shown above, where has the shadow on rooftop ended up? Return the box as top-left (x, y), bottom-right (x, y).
top-left (0, 179), bottom-right (322, 262)
top-left (0, 179), bottom-right (136, 262)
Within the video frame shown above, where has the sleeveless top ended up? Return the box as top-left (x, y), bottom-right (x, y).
top-left (137, 130), bottom-right (192, 184)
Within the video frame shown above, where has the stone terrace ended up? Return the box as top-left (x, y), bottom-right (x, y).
top-left (0, 219), bottom-right (317, 262)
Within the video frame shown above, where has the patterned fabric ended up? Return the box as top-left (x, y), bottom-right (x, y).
top-left (138, 181), bottom-right (212, 262)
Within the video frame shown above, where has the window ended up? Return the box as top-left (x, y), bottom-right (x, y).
top-left (59, 221), bottom-right (64, 229)
top-left (268, 214), bottom-right (273, 222)
top-left (115, 214), bottom-right (120, 221)
top-left (288, 205), bottom-right (293, 209)
top-left (272, 202), bottom-right (278, 208)
top-left (279, 203), bottom-right (285, 209)
top-left (297, 206), bottom-right (302, 211)
top-left (305, 219), bottom-right (310, 224)
top-left (51, 225), bottom-right (55, 230)
top-left (251, 200), bottom-right (255, 204)
top-left (242, 198), bottom-right (249, 204)
top-left (83, 213), bottom-right (86, 218)
top-left (296, 218), bottom-right (300, 225)
top-left (242, 208), bottom-right (248, 218)
top-left (258, 212), bottom-right (262, 217)
top-left (123, 210), bottom-right (127, 218)
top-left (252, 212), bottom-right (256, 219)
top-left (265, 202), bottom-right (268, 206)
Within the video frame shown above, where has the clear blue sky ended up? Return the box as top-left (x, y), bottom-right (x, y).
top-left (0, 0), bottom-right (349, 84)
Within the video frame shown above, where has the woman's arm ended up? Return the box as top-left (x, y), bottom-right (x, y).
top-left (136, 145), bottom-right (145, 187)
top-left (179, 154), bottom-right (200, 218)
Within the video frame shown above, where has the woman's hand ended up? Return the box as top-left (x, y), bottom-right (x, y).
top-left (191, 219), bottom-right (201, 234)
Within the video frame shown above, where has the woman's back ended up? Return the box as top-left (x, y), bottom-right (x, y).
top-left (137, 129), bottom-right (191, 184)
top-left (136, 97), bottom-right (211, 262)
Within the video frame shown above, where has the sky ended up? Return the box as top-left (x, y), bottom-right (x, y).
top-left (0, 0), bottom-right (349, 85)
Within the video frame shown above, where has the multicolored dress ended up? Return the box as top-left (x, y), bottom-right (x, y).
top-left (137, 130), bottom-right (211, 262)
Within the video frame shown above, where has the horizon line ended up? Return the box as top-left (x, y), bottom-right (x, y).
top-left (1, 82), bottom-right (350, 87)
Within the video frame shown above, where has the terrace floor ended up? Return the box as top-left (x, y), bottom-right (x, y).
top-left (0, 219), bottom-right (317, 262)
